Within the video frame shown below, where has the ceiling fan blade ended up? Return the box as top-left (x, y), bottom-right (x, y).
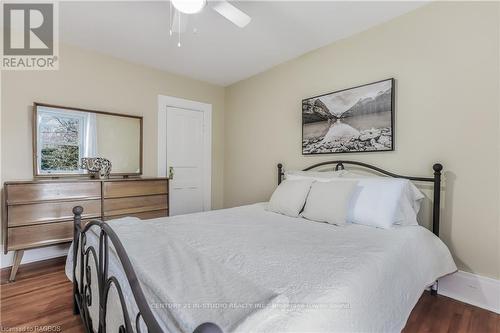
top-left (171, 9), bottom-right (188, 33)
top-left (212, 1), bottom-right (251, 28)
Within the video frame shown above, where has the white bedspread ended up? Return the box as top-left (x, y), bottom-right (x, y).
top-left (66, 203), bottom-right (456, 333)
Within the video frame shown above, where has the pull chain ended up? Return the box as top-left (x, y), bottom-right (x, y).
top-left (169, 1), bottom-right (172, 36)
top-left (178, 12), bottom-right (181, 47)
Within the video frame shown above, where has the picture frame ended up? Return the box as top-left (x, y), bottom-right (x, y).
top-left (302, 78), bottom-right (395, 155)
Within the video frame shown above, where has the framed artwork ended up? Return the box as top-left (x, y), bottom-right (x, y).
top-left (302, 78), bottom-right (394, 154)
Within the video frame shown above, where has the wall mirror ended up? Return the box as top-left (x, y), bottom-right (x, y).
top-left (33, 103), bottom-right (143, 177)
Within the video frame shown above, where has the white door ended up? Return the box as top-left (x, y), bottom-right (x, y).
top-left (166, 107), bottom-right (205, 215)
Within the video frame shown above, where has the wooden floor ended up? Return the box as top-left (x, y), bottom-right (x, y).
top-left (1, 258), bottom-right (498, 333)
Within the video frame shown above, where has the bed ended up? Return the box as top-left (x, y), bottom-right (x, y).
top-left (66, 161), bottom-right (456, 333)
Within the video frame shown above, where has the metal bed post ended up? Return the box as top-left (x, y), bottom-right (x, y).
top-left (431, 163), bottom-right (443, 296)
top-left (72, 206), bottom-right (83, 315)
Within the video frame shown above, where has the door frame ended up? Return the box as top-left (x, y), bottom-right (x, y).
top-left (157, 95), bottom-right (212, 211)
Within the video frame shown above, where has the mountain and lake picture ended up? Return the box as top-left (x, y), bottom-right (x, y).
top-left (302, 78), bottom-right (394, 154)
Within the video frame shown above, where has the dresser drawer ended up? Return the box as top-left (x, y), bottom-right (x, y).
top-left (103, 195), bottom-right (167, 217)
top-left (6, 182), bottom-right (101, 204)
top-left (103, 180), bottom-right (168, 198)
top-left (8, 199), bottom-right (101, 227)
top-left (104, 209), bottom-right (168, 221)
top-left (7, 222), bottom-right (74, 250)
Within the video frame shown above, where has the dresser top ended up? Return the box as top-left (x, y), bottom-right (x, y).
top-left (4, 177), bottom-right (169, 185)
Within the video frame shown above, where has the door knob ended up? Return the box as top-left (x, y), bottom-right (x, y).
top-left (168, 167), bottom-right (175, 180)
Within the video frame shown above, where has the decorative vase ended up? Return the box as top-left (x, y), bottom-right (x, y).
top-left (81, 157), bottom-right (112, 179)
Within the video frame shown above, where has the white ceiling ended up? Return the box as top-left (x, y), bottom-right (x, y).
top-left (60, 1), bottom-right (426, 86)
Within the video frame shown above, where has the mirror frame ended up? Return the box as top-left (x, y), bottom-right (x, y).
top-left (33, 102), bottom-right (143, 178)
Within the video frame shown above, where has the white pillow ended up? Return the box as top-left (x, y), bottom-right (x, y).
top-left (347, 178), bottom-right (411, 229)
top-left (285, 170), bottom-right (346, 182)
top-left (341, 171), bottom-right (425, 226)
top-left (398, 180), bottom-right (425, 225)
top-left (301, 179), bottom-right (359, 226)
top-left (267, 179), bottom-right (314, 217)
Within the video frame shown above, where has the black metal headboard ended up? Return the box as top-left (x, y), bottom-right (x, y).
top-left (277, 161), bottom-right (443, 237)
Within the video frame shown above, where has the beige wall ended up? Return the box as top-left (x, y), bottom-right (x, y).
top-left (1, 43), bottom-right (225, 208)
top-left (224, 2), bottom-right (500, 279)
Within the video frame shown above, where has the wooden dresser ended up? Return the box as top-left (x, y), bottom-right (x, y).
top-left (3, 177), bottom-right (169, 281)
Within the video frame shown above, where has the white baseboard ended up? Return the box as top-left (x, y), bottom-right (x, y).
top-left (438, 270), bottom-right (500, 314)
top-left (0, 244), bottom-right (69, 269)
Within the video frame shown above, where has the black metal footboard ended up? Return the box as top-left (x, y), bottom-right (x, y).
top-left (72, 206), bottom-right (223, 333)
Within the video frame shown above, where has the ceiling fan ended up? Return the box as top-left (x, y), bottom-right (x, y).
top-left (170, 0), bottom-right (251, 43)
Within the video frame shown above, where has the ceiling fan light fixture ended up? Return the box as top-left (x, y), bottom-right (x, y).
top-left (171, 0), bottom-right (207, 14)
